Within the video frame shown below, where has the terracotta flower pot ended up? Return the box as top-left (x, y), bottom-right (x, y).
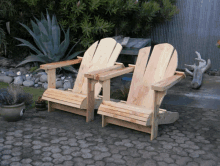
top-left (1, 102), bottom-right (25, 122)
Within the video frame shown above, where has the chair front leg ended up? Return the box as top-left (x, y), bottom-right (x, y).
top-left (101, 79), bottom-right (110, 127)
top-left (45, 69), bottom-right (56, 112)
top-left (151, 91), bottom-right (164, 140)
top-left (87, 78), bottom-right (97, 122)
top-left (45, 69), bottom-right (56, 88)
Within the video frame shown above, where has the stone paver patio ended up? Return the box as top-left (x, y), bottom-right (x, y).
top-left (0, 105), bottom-right (220, 166)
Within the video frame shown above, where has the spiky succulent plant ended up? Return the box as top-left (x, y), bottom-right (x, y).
top-left (15, 10), bottom-right (84, 73)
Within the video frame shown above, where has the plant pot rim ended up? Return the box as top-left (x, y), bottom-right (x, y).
top-left (1, 102), bottom-right (25, 108)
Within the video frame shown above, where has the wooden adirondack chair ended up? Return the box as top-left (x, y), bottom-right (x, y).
top-left (86, 43), bottom-right (186, 140)
top-left (40, 38), bottom-right (123, 122)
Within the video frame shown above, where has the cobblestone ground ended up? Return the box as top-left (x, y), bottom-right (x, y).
top-left (0, 105), bottom-right (220, 166)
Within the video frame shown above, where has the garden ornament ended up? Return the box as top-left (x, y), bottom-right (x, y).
top-left (185, 51), bottom-right (211, 89)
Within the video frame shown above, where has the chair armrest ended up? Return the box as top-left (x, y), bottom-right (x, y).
top-left (84, 63), bottom-right (125, 79)
top-left (151, 71), bottom-right (186, 91)
top-left (94, 66), bottom-right (135, 81)
top-left (40, 58), bottom-right (82, 70)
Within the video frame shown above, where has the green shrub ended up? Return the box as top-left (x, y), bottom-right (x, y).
top-left (1, 0), bottom-right (178, 58)
top-left (58, 0), bottom-right (179, 47)
top-left (15, 10), bottom-right (84, 73)
top-left (0, 0), bottom-right (15, 56)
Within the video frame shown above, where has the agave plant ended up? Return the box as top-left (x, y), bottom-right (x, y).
top-left (15, 10), bottom-right (84, 73)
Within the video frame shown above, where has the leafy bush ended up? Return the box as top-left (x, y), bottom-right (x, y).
top-left (58, 0), bottom-right (179, 47)
top-left (0, 85), bottom-right (33, 107)
top-left (1, 0), bottom-right (178, 59)
top-left (0, 0), bottom-right (15, 56)
top-left (15, 11), bottom-right (84, 73)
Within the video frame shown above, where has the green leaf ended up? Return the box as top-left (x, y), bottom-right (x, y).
top-left (19, 22), bottom-right (47, 55)
top-left (46, 10), bottom-right (52, 36)
top-left (31, 20), bottom-right (47, 55)
top-left (34, 16), bottom-right (49, 36)
top-left (65, 50), bottom-right (85, 60)
top-left (15, 37), bottom-right (42, 55)
top-left (52, 24), bottom-right (60, 53)
top-left (64, 39), bottom-right (81, 59)
top-left (62, 65), bottom-right (78, 73)
top-left (16, 54), bottom-right (48, 67)
top-left (57, 28), bottom-right (70, 60)
top-left (80, 19), bottom-right (93, 37)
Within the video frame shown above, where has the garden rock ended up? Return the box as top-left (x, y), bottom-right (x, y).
top-left (34, 84), bottom-right (39, 87)
top-left (9, 68), bottom-right (18, 73)
top-left (56, 81), bottom-right (63, 88)
top-left (26, 75), bottom-right (32, 80)
top-left (18, 67), bottom-right (28, 75)
top-left (0, 75), bottom-right (13, 83)
top-left (58, 88), bottom-right (65, 91)
top-left (63, 81), bottom-right (72, 90)
top-left (40, 75), bottom-right (47, 82)
top-left (13, 76), bottom-right (23, 85)
top-left (0, 68), bottom-right (7, 73)
top-left (38, 72), bottom-right (47, 75)
top-left (5, 71), bottom-right (17, 77)
top-left (56, 74), bottom-right (63, 78)
top-left (23, 80), bottom-right (34, 87)
top-left (43, 83), bottom-right (48, 89)
top-left (30, 77), bottom-right (36, 82)
top-left (38, 82), bottom-right (43, 87)
top-left (35, 77), bottom-right (40, 83)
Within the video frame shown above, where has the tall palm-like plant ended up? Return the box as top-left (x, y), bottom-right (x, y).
top-left (15, 10), bottom-right (84, 73)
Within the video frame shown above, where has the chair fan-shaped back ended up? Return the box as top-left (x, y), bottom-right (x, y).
top-left (73, 38), bottom-right (122, 96)
top-left (127, 43), bottom-right (178, 110)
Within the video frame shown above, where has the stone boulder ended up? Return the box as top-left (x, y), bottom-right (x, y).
top-left (43, 83), bottom-right (48, 89)
top-left (35, 77), bottom-right (40, 83)
top-left (23, 80), bottom-right (34, 87)
top-left (63, 81), bottom-right (72, 90)
top-left (56, 81), bottom-right (63, 89)
top-left (14, 76), bottom-right (23, 85)
top-left (0, 75), bottom-right (13, 83)
top-left (40, 75), bottom-right (47, 83)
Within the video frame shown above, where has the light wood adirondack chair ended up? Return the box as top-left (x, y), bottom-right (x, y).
top-left (40, 38), bottom-right (123, 122)
top-left (87, 43), bottom-right (186, 140)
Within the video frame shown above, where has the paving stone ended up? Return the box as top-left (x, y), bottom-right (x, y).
top-left (92, 151), bottom-right (111, 160)
top-left (186, 162), bottom-right (199, 166)
top-left (41, 162), bottom-right (53, 166)
top-left (2, 154), bottom-right (12, 159)
top-left (63, 161), bottom-right (75, 166)
top-left (0, 105), bottom-right (219, 166)
top-left (10, 156), bottom-right (21, 162)
top-left (1, 160), bottom-right (11, 165)
top-left (42, 156), bottom-right (53, 162)
top-left (21, 158), bottom-right (32, 164)
top-left (10, 162), bottom-right (22, 166)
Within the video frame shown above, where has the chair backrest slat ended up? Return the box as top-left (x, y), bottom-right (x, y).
top-left (127, 43), bottom-right (177, 110)
top-left (73, 38), bottom-right (122, 96)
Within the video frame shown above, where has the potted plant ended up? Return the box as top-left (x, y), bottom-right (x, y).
top-left (0, 85), bottom-right (33, 122)
top-left (35, 96), bottom-right (46, 111)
